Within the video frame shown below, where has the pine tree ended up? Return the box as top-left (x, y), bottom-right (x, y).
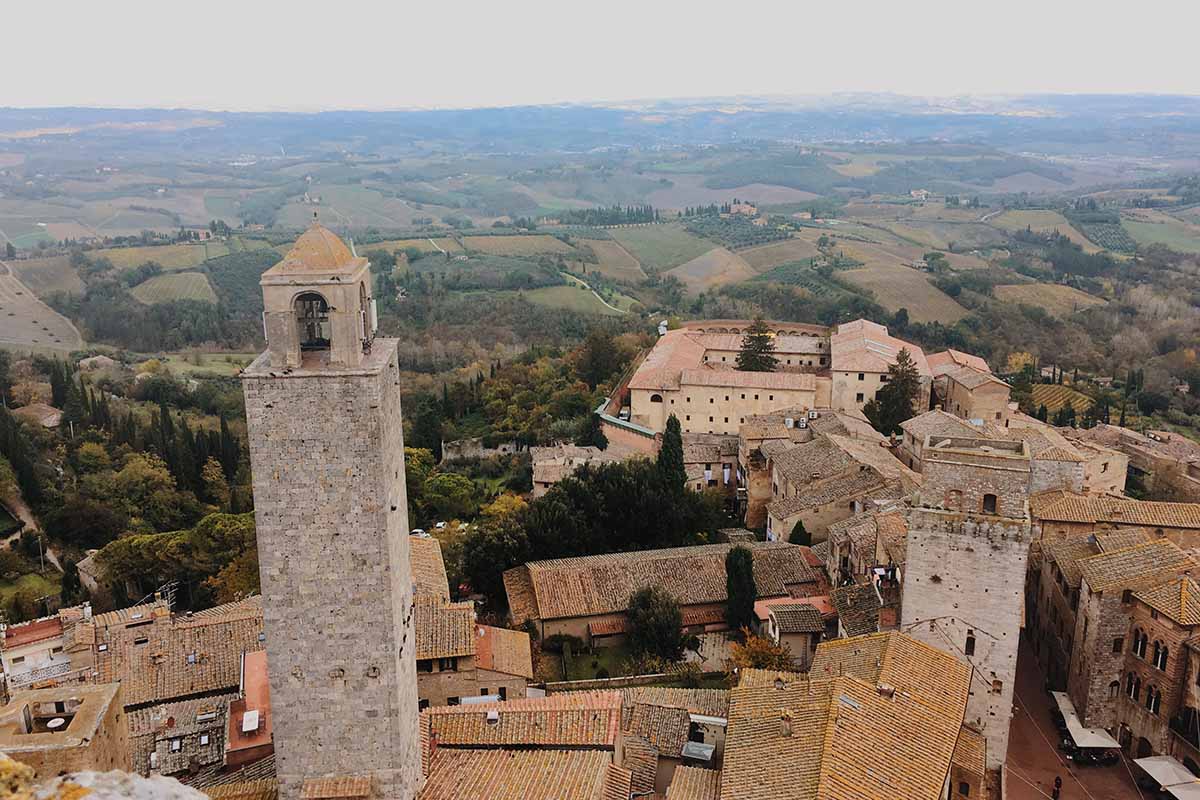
top-left (736, 317), bottom-right (779, 372)
top-left (1036, 404), bottom-right (1049, 422)
top-left (575, 413), bottom-right (608, 451)
top-left (862, 348), bottom-right (922, 436)
top-left (789, 520), bottom-right (811, 546)
top-left (657, 414), bottom-right (686, 488)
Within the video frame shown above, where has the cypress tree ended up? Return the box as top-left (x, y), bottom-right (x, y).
top-left (657, 414), bottom-right (686, 488)
top-left (725, 546), bottom-right (756, 634)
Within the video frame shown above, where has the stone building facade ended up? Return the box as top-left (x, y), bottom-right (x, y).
top-left (0, 683), bottom-right (129, 781)
top-left (241, 224), bottom-right (421, 800)
top-left (901, 435), bottom-right (1032, 771)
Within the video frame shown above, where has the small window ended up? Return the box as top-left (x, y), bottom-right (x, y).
top-left (170, 739), bottom-right (182, 753)
top-left (709, 398), bottom-right (714, 404)
top-left (134, 637), bottom-right (149, 646)
top-left (1122, 589), bottom-right (1133, 604)
top-left (856, 393), bottom-right (864, 403)
top-left (991, 679), bottom-right (1003, 694)
top-left (51, 647), bottom-right (62, 654)
top-left (858, 373), bottom-right (865, 381)
top-left (741, 394), bottom-right (746, 400)
top-left (982, 494), bottom-right (997, 515)
top-left (754, 394), bottom-right (759, 400)
top-left (1113, 637), bottom-right (1124, 654)
top-left (419, 699), bottom-right (429, 711)
top-left (187, 653), bottom-right (197, 664)
top-left (1102, 462), bottom-right (1109, 473)
top-left (417, 659), bottom-right (433, 673)
top-left (499, 686), bottom-right (507, 701)
top-left (965, 631), bottom-right (976, 657)
top-left (959, 782), bottom-right (970, 797)
top-left (447, 696), bottom-right (460, 706)
top-left (650, 394), bottom-right (663, 403)
top-left (768, 395), bottom-right (774, 401)
top-left (98, 644), bottom-right (109, 652)
top-left (480, 688), bottom-right (489, 696)
top-left (686, 415), bottom-right (691, 421)
top-left (10, 656), bottom-right (23, 665)
top-left (199, 734), bottom-right (210, 746)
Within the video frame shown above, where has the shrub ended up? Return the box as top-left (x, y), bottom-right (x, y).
top-left (541, 633), bottom-right (585, 655)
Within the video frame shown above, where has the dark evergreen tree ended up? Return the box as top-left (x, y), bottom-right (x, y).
top-left (626, 586), bottom-right (684, 661)
top-left (657, 414), bottom-right (686, 488)
top-left (60, 559), bottom-right (85, 605)
top-left (736, 317), bottom-right (779, 372)
top-left (789, 520), bottom-right (811, 546)
top-left (575, 412), bottom-right (608, 451)
top-left (862, 348), bottom-right (922, 436)
top-left (725, 546), bottom-right (756, 634)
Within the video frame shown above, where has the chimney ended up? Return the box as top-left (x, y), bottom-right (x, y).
top-left (780, 710), bottom-right (793, 737)
top-left (934, 404), bottom-right (942, 411)
top-left (877, 683), bottom-right (896, 699)
top-left (82, 602), bottom-right (92, 623)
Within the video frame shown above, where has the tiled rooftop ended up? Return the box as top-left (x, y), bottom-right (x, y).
top-left (415, 598), bottom-right (476, 661)
top-left (768, 603), bottom-right (825, 634)
top-left (421, 691), bottom-right (622, 754)
top-left (1136, 577), bottom-right (1200, 626)
top-left (410, 537), bottom-right (451, 601)
top-left (1077, 539), bottom-right (1195, 593)
top-left (504, 542), bottom-right (816, 623)
top-left (1030, 490), bottom-right (1200, 528)
top-left (626, 701), bottom-right (691, 756)
top-left (617, 687), bottom-right (730, 720)
top-left (899, 409), bottom-right (987, 442)
top-left (474, 624), bottom-right (533, 679)
top-left (830, 584), bottom-right (883, 637)
top-left (666, 766), bottom-right (721, 800)
top-left (419, 749), bottom-right (632, 800)
top-left (830, 320), bottom-right (930, 376)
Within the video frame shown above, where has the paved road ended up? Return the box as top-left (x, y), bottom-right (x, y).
top-left (561, 272), bottom-right (626, 314)
top-left (1006, 635), bottom-right (1144, 800)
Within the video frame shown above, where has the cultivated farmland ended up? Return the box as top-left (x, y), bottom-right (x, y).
top-left (368, 237), bottom-right (463, 255)
top-left (130, 272), bottom-right (218, 305)
top-left (569, 239), bottom-right (646, 283)
top-left (990, 210), bottom-right (1099, 252)
top-left (1031, 384), bottom-right (1094, 414)
top-left (521, 284), bottom-right (623, 316)
top-left (666, 247), bottom-right (757, 294)
top-left (99, 242), bottom-right (228, 270)
top-left (462, 234), bottom-right (574, 256)
top-left (9, 256), bottom-right (84, 296)
top-left (0, 266), bottom-right (82, 351)
top-left (993, 283), bottom-right (1106, 317)
top-left (1121, 210), bottom-right (1200, 254)
top-left (609, 225), bottom-right (713, 272)
top-left (840, 265), bottom-right (967, 323)
top-left (741, 238), bottom-right (821, 272)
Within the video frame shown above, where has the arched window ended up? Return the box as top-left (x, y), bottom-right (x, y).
top-left (1157, 645), bottom-right (1169, 670)
top-left (1108, 680), bottom-right (1120, 699)
top-left (1147, 687), bottom-right (1162, 715)
top-left (1134, 629), bottom-right (1148, 659)
top-left (295, 292), bottom-right (330, 351)
top-left (1153, 641), bottom-right (1161, 665)
top-left (982, 493), bottom-right (998, 514)
top-left (1126, 672), bottom-right (1136, 698)
top-left (650, 394), bottom-right (664, 403)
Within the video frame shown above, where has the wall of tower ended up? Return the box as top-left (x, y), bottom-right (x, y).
top-left (902, 507), bottom-right (1029, 771)
top-left (241, 339), bottom-right (421, 800)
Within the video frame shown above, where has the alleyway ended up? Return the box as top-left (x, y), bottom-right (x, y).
top-left (1006, 634), bottom-right (1143, 799)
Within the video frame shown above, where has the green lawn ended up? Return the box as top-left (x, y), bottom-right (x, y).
top-left (0, 572), bottom-right (59, 611)
top-left (157, 352), bottom-right (258, 376)
top-left (1123, 219), bottom-right (1200, 254)
top-left (610, 224), bottom-right (713, 272)
top-left (522, 284), bottom-right (624, 316)
top-left (565, 642), bottom-right (633, 681)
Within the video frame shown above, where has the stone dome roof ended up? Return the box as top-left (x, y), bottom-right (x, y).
top-left (275, 223), bottom-right (357, 272)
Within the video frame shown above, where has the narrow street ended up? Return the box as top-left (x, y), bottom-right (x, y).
top-left (1006, 635), bottom-right (1143, 799)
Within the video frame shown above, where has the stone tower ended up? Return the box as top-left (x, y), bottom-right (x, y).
top-left (241, 223), bottom-right (421, 799)
top-left (901, 434), bottom-right (1031, 771)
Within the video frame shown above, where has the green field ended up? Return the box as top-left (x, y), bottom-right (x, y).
top-left (130, 272), bottom-right (218, 304)
top-left (609, 224), bottom-right (713, 272)
top-left (994, 283), bottom-right (1106, 317)
top-left (522, 284), bottom-right (623, 316)
top-left (462, 234), bottom-right (574, 256)
top-left (990, 209), bottom-right (1098, 252)
top-left (99, 242), bottom-right (230, 270)
top-left (0, 572), bottom-right (59, 610)
top-left (158, 352), bottom-right (258, 376)
top-left (1122, 216), bottom-right (1200, 254)
top-left (568, 239), bottom-right (646, 283)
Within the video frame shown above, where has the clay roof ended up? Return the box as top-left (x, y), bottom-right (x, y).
top-left (900, 409), bottom-right (986, 441)
top-left (768, 469), bottom-right (889, 519)
top-left (504, 543), bottom-right (816, 623)
top-left (722, 633), bottom-right (969, 800)
top-left (128, 692), bottom-right (237, 775)
top-left (690, 333), bottom-right (827, 355)
top-left (629, 327), bottom-right (828, 393)
top-left (679, 368), bottom-right (816, 391)
top-left (1093, 530), bottom-right (1151, 552)
top-left (300, 776), bottom-right (372, 799)
top-left (946, 365), bottom-right (1009, 391)
top-left (769, 603), bottom-right (825, 634)
top-left (682, 433), bottom-right (739, 463)
top-left (415, 598), bottom-right (476, 661)
top-left (268, 223), bottom-right (362, 275)
top-left (1135, 578), bottom-right (1200, 626)
top-left (1044, 535), bottom-right (1101, 588)
top-left (4, 616), bottom-right (63, 648)
top-left (419, 749), bottom-right (632, 800)
top-left (1030, 490), bottom-right (1200, 529)
top-left (952, 726), bottom-right (987, 785)
top-left (927, 349), bottom-right (989, 377)
top-left (410, 537), bottom-right (451, 601)
top-left (421, 691), bottom-right (622, 751)
top-left (830, 320), bottom-right (930, 376)
top-left (474, 624), bottom-right (533, 679)
top-left (93, 596), bottom-right (264, 706)
top-left (626, 701), bottom-right (691, 755)
top-left (666, 766), bottom-right (722, 800)
top-left (1077, 540), bottom-right (1195, 593)
top-left (830, 584), bottom-right (882, 637)
top-left (627, 330), bottom-right (709, 391)
top-left (11, 402), bottom-right (61, 428)
top-left (185, 753), bottom-right (277, 791)
top-left (617, 687), bottom-right (730, 720)
top-left (205, 780), bottom-right (278, 800)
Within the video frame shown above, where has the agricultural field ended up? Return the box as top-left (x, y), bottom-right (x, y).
top-left (1071, 221), bottom-right (1137, 253)
top-left (158, 352), bottom-right (257, 376)
top-left (462, 234), bottom-right (574, 256)
top-left (8, 255), bottom-right (84, 296)
top-left (1031, 383), bottom-right (1094, 414)
top-left (609, 224), bottom-right (713, 272)
top-left (520, 284), bottom-right (623, 316)
top-left (840, 264), bottom-right (966, 323)
top-left (989, 210), bottom-right (1099, 252)
top-left (368, 237), bottom-right (463, 256)
top-left (741, 238), bottom-right (821, 272)
top-left (993, 283), bottom-right (1106, 316)
top-left (98, 241), bottom-right (229, 270)
top-left (643, 173), bottom-right (819, 207)
top-left (130, 272), bottom-right (218, 305)
top-left (665, 247), bottom-right (756, 294)
top-left (568, 239), bottom-right (646, 283)
top-left (684, 216), bottom-right (790, 250)
top-left (878, 220), bottom-right (1009, 251)
top-left (1121, 210), bottom-right (1200, 254)
top-left (0, 268), bottom-right (82, 351)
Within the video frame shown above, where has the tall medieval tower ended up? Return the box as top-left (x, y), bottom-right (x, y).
top-left (901, 434), bottom-right (1031, 772)
top-left (241, 223), bottom-right (421, 799)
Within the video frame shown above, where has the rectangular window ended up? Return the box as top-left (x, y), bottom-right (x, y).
top-left (709, 398), bottom-right (714, 404)
top-left (754, 394), bottom-right (759, 400)
top-left (419, 699), bottom-right (430, 711)
top-left (856, 393), bottom-right (864, 403)
top-left (724, 418), bottom-right (729, 423)
top-left (134, 637), bottom-right (149, 646)
top-left (499, 686), bottom-right (507, 701)
top-left (879, 375), bottom-right (890, 383)
top-left (170, 739), bottom-right (181, 753)
top-left (858, 373), bottom-right (865, 380)
top-left (741, 394), bottom-right (745, 399)
top-left (768, 395), bottom-right (773, 401)
top-left (10, 656), bottom-right (23, 665)
top-left (1113, 637), bottom-right (1124, 654)
top-left (480, 688), bottom-right (489, 695)
top-left (199, 734), bottom-right (210, 746)
top-left (447, 696), bottom-right (460, 706)
top-left (438, 657), bottom-right (459, 672)
top-left (417, 659), bottom-right (433, 673)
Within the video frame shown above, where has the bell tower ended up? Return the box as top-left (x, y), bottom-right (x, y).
top-left (241, 222), bottom-right (420, 799)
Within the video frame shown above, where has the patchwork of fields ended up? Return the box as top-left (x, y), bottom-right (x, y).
top-left (462, 234), bottom-right (574, 256)
top-left (990, 210), bottom-right (1099, 252)
top-left (993, 283), bottom-right (1106, 316)
top-left (609, 225), bottom-right (713, 272)
top-left (569, 239), bottom-right (646, 283)
top-left (130, 272), bottom-right (218, 305)
top-left (741, 238), bottom-right (821, 272)
top-left (1031, 383), bottom-right (1094, 414)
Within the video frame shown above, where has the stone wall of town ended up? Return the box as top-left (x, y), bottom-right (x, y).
top-left (1029, 459), bottom-right (1085, 495)
top-left (920, 440), bottom-right (1030, 520)
top-left (7, 688), bottom-right (129, 781)
top-left (242, 339), bottom-right (421, 800)
top-left (902, 507), bottom-right (1029, 771)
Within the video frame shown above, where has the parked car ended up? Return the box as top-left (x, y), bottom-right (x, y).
top-left (410, 529), bottom-right (430, 538)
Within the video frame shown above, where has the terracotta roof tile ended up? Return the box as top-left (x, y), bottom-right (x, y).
top-left (1135, 578), bottom-right (1200, 626)
top-left (626, 702), bottom-right (691, 756)
top-left (300, 775), bottom-right (372, 799)
top-left (768, 603), bottom-right (825, 634)
top-left (204, 780), bottom-right (278, 800)
top-left (952, 726), bottom-right (987, 783)
top-left (927, 349), bottom-right (990, 376)
top-left (422, 691), bottom-right (622, 752)
top-left (410, 538), bottom-right (451, 601)
top-left (1078, 540), bottom-right (1195, 592)
top-left (666, 766), bottom-right (721, 800)
top-left (830, 584), bottom-right (882, 637)
top-left (474, 624), bottom-right (533, 679)
top-left (946, 365), bottom-right (1009, 391)
top-left (267, 224), bottom-right (363, 276)
top-left (415, 598), bottom-right (476, 661)
top-left (1044, 535), bottom-right (1100, 587)
top-left (419, 749), bottom-right (631, 800)
top-left (830, 320), bottom-right (930, 376)
top-left (616, 687), bottom-right (730, 720)
top-left (505, 543), bottom-right (815, 623)
top-left (1031, 490), bottom-right (1200, 528)
top-left (899, 409), bottom-right (984, 441)
top-left (679, 368), bottom-right (815, 391)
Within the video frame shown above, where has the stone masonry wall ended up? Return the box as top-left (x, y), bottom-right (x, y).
top-left (1029, 460), bottom-right (1084, 495)
top-left (1068, 588), bottom-right (1130, 729)
top-left (241, 339), bottom-right (421, 800)
top-left (902, 507), bottom-right (1029, 770)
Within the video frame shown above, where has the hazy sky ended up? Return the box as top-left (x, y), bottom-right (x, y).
top-left (5, 0), bottom-right (1198, 111)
